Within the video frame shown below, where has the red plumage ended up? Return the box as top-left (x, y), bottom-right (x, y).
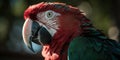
top-left (24, 2), bottom-right (90, 60)
top-left (24, 2), bottom-right (82, 20)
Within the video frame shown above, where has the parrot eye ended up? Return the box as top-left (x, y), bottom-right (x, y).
top-left (45, 10), bottom-right (55, 19)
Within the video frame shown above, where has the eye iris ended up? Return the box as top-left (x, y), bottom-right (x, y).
top-left (47, 12), bottom-right (53, 18)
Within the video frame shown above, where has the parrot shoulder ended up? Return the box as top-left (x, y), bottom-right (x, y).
top-left (68, 36), bottom-right (120, 60)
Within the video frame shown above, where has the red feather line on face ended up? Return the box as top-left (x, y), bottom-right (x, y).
top-left (24, 2), bottom-right (83, 20)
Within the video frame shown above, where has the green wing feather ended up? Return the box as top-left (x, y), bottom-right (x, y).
top-left (68, 36), bottom-right (120, 60)
top-left (68, 17), bottom-right (120, 60)
top-left (68, 28), bottom-right (120, 60)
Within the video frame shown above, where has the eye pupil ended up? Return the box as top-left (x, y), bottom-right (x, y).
top-left (48, 13), bottom-right (51, 15)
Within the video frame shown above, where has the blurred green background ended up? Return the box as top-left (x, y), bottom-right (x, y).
top-left (0, 0), bottom-right (120, 60)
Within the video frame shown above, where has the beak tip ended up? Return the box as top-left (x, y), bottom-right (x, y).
top-left (27, 44), bottom-right (35, 53)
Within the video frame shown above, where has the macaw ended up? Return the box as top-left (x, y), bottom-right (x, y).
top-left (22, 2), bottom-right (120, 60)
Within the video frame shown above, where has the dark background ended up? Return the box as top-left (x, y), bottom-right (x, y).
top-left (0, 0), bottom-right (120, 60)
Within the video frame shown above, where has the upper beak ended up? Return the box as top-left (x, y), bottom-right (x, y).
top-left (22, 18), bottom-right (52, 53)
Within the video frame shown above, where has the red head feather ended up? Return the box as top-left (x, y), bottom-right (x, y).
top-left (24, 2), bottom-right (83, 20)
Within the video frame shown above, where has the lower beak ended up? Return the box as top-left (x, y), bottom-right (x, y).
top-left (22, 18), bottom-right (52, 53)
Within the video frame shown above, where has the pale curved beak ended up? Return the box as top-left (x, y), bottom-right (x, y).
top-left (22, 18), bottom-right (35, 52)
top-left (22, 18), bottom-right (52, 53)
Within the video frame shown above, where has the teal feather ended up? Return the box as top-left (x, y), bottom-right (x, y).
top-left (68, 17), bottom-right (120, 60)
top-left (68, 36), bottom-right (120, 60)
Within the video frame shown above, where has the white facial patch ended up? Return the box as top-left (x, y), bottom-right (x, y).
top-left (36, 10), bottom-right (61, 36)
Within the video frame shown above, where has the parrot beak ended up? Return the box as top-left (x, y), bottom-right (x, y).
top-left (22, 18), bottom-right (52, 53)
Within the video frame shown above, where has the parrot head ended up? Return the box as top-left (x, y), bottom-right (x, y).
top-left (22, 2), bottom-right (87, 53)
